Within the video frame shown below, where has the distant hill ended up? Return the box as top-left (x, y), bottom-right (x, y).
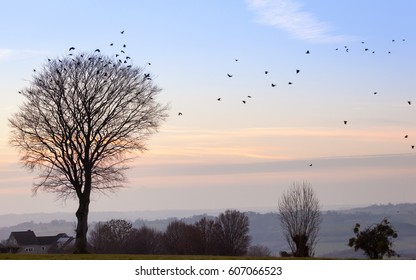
top-left (1, 203), bottom-right (415, 258)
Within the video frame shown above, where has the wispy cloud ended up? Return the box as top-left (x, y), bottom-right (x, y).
top-left (246, 0), bottom-right (352, 43)
top-left (0, 48), bottom-right (48, 61)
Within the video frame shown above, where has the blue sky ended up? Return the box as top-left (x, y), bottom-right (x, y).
top-left (1, 0), bottom-right (416, 214)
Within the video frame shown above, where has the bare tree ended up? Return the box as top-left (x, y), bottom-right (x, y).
top-left (194, 217), bottom-right (219, 255)
top-left (128, 226), bottom-right (163, 254)
top-left (278, 181), bottom-right (322, 257)
top-left (9, 52), bottom-right (168, 253)
top-left (215, 209), bottom-right (251, 256)
top-left (247, 244), bottom-right (272, 257)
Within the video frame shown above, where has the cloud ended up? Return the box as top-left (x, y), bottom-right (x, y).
top-left (0, 48), bottom-right (47, 61)
top-left (246, 0), bottom-right (352, 43)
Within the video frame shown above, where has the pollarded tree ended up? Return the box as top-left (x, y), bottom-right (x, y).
top-left (348, 218), bottom-right (399, 259)
top-left (9, 51), bottom-right (168, 253)
top-left (278, 181), bottom-right (322, 257)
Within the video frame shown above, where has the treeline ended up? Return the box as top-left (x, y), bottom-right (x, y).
top-left (88, 209), bottom-right (270, 256)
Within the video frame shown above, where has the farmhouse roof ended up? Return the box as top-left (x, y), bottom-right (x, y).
top-left (9, 230), bottom-right (39, 245)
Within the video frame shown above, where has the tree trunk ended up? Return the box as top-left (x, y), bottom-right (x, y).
top-left (74, 194), bottom-right (90, 253)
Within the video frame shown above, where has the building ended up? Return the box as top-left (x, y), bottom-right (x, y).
top-left (5, 230), bottom-right (74, 254)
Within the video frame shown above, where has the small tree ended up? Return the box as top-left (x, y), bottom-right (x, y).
top-left (194, 217), bottom-right (219, 255)
top-left (278, 181), bottom-right (322, 257)
top-left (128, 226), bottom-right (163, 254)
top-left (89, 219), bottom-right (134, 253)
top-left (247, 245), bottom-right (272, 257)
top-left (348, 218), bottom-right (398, 259)
top-left (215, 209), bottom-right (251, 256)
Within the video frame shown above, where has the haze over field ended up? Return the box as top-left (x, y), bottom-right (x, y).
top-left (1, 0), bottom-right (416, 215)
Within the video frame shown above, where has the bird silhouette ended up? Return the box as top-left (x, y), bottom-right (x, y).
top-left (408, 101), bottom-right (412, 105)
top-left (374, 92), bottom-right (378, 95)
top-left (121, 30), bottom-right (125, 34)
top-left (69, 47), bottom-right (75, 51)
top-left (126, 56), bottom-right (131, 59)
top-left (94, 49), bottom-right (100, 52)
top-left (296, 69), bottom-right (300, 74)
top-left (288, 82), bottom-right (292, 85)
top-left (412, 145), bottom-right (415, 149)
top-left (148, 62), bottom-right (151, 65)
top-left (306, 50), bottom-right (310, 54)
top-left (123, 44), bottom-right (126, 48)
top-left (344, 121), bottom-right (348, 125)
top-left (227, 74), bottom-right (233, 78)
top-left (217, 98), bottom-right (221, 101)
top-left (178, 112), bottom-right (183, 116)
top-left (247, 95), bottom-right (252, 98)
top-left (405, 135), bottom-right (408, 138)
top-left (121, 50), bottom-right (125, 54)
top-left (242, 100), bottom-right (246, 104)
top-left (309, 164), bottom-right (313, 167)
top-left (235, 59), bottom-right (238, 62)
top-left (271, 83), bottom-right (276, 87)
top-left (110, 43), bottom-right (114, 46)
top-left (265, 71), bottom-right (268, 74)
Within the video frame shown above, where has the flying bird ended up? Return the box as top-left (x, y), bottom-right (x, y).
top-left (374, 91), bottom-right (378, 95)
top-left (110, 43), bottom-right (113, 46)
top-left (265, 71), bottom-right (268, 74)
top-left (306, 50), bottom-right (310, 54)
top-left (123, 44), bottom-right (126, 48)
top-left (412, 145), bottom-right (415, 149)
top-left (235, 59), bottom-right (238, 62)
top-left (69, 47), bottom-right (75, 51)
top-left (271, 83), bottom-right (276, 87)
top-left (405, 135), bottom-right (408, 138)
top-left (408, 101), bottom-right (412, 105)
top-left (309, 164), bottom-right (313, 167)
top-left (242, 100), bottom-right (246, 104)
top-left (178, 112), bottom-right (183, 116)
top-left (344, 121), bottom-right (348, 125)
top-left (296, 69), bottom-right (300, 74)
top-left (227, 74), bottom-right (233, 78)
top-left (247, 95), bottom-right (252, 98)
top-left (94, 49), bottom-right (100, 52)
top-left (121, 30), bottom-right (125, 34)
top-left (217, 98), bottom-right (221, 101)
top-left (288, 82), bottom-right (292, 85)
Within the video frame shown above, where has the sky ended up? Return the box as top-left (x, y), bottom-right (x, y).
top-left (1, 0), bottom-right (416, 215)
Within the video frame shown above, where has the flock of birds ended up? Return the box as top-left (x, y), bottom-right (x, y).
top-left (23, 31), bottom-right (414, 167)
top-left (174, 37), bottom-right (414, 166)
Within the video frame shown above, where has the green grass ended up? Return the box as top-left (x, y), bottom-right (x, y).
top-left (0, 254), bottom-right (290, 260)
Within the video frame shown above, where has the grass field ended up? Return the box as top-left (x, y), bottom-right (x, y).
top-left (0, 254), bottom-right (290, 260)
